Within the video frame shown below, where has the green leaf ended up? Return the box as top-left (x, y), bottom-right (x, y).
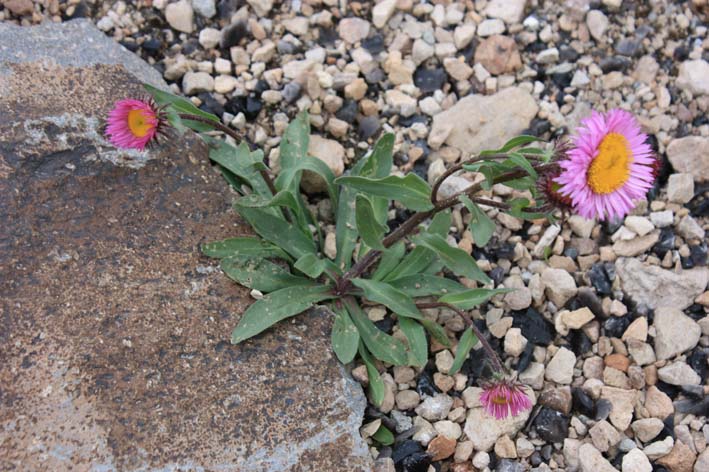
top-left (428, 211), bottom-right (452, 236)
top-left (508, 151), bottom-right (537, 179)
top-left (449, 327), bottom-right (478, 375)
top-left (358, 342), bottom-right (385, 406)
top-left (294, 253), bottom-right (340, 279)
top-left (335, 188), bottom-right (358, 270)
top-left (275, 156), bottom-right (339, 209)
top-left (355, 195), bottom-right (387, 250)
top-left (279, 111), bottom-right (310, 172)
top-left (507, 197), bottom-right (548, 220)
top-left (372, 241), bottom-right (406, 281)
top-left (345, 298), bottom-right (408, 366)
top-left (235, 206), bottom-right (316, 259)
top-left (412, 233), bottom-right (491, 284)
top-left (439, 288), bottom-right (513, 310)
top-left (459, 196), bottom-right (495, 248)
top-left (208, 140), bottom-right (274, 199)
top-left (336, 174), bottom-right (434, 212)
top-left (352, 279), bottom-right (423, 320)
top-left (236, 191), bottom-right (300, 213)
top-left (201, 237), bottom-right (291, 261)
top-left (360, 133), bottom-right (394, 178)
top-left (231, 285), bottom-right (333, 343)
top-left (479, 135), bottom-right (543, 157)
top-left (388, 274), bottom-right (468, 297)
top-left (331, 305), bottom-right (359, 364)
top-left (144, 83), bottom-right (219, 132)
top-left (372, 425), bottom-right (395, 446)
top-left (399, 317), bottom-right (427, 367)
top-left (221, 256), bottom-right (315, 293)
top-left (420, 318), bottom-right (451, 348)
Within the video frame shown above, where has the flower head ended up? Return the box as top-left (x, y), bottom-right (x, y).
top-left (554, 109), bottom-right (656, 221)
top-left (480, 379), bottom-right (532, 420)
top-left (105, 98), bottom-right (165, 150)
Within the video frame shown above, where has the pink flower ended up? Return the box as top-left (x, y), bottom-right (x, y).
top-left (554, 109), bottom-right (656, 221)
top-left (105, 98), bottom-right (163, 150)
top-left (480, 380), bottom-right (532, 420)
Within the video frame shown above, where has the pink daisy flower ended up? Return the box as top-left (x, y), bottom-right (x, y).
top-left (105, 98), bottom-right (164, 150)
top-left (554, 109), bottom-right (656, 221)
top-left (480, 380), bottom-right (532, 420)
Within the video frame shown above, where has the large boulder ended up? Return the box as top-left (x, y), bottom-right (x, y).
top-left (0, 20), bottom-right (372, 472)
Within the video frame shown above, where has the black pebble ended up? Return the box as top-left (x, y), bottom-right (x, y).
top-left (141, 38), bottom-right (163, 57)
top-left (516, 342), bottom-right (534, 373)
top-left (588, 263), bottom-right (613, 295)
top-left (569, 329), bottom-right (593, 357)
top-left (220, 21), bottom-right (248, 49)
top-left (529, 452), bottom-right (543, 467)
top-left (533, 408), bottom-right (570, 443)
top-left (525, 118), bottom-right (551, 137)
top-left (364, 67), bottom-right (386, 84)
top-left (182, 39), bottom-right (201, 56)
top-left (489, 266), bottom-right (506, 285)
top-left (688, 349), bottom-right (708, 382)
top-left (401, 453), bottom-right (431, 472)
top-left (65, 1), bottom-right (89, 18)
top-left (512, 308), bottom-right (555, 345)
top-left (374, 317), bottom-right (395, 334)
top-left (198, 93), bottom-right (225, 117)
top-left (652, 228), bottom-right (675, 258)
top-left (119, 40), bottom-right (140, 52)
top-left (357, 116), bottom-right (381, 141)
top-left (392, 440), bottom-right (423, 464)
top-left (336, 100), bottom-right (358, 124)
top-left (416, 371), bottom-right (439, 397)
top-left (414, 68), bottom-right (447, 94)
top-left (317, 26), bottom-right (338, 46)
top-left (595, 399), bottom-right (613, 421)
top-left (572, 387), bottom-right (595, 417)
top-left (282, 82), bottom-right (302, 104)
top-left (551, 71), bottom-right (573, 88)
top-left (576, 287), bottom-right (605, 318)
top-left (559, 45), bottom-right (580, 62)
top-left (362, 34), bottom-right (385, 54)
top-left (615, 38), bottom-right (642, 57)
top-left (599, 56), bottom-right (631, 73)
top-left (603, 315), bottom-right (632, 338)
top-left (540, 444), bottom-right (553, 461)
top-left (690, 243), bottom-right (708, 266)
top-left (563, 247), bottom-right (579, 259)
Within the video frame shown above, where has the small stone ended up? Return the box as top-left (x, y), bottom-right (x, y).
top-left (434, 420), bottom-right (462, 440)
top-left (519, 363), bottom-right (545, 390)
top-left (694, 448), bottom-right (709, 472)
top-left (473, 451), bottom-right (490, 469)
top-left (338, 17), bottom-right (370, 44)
top-left (182, 71), bottom-right (214, 95)
top-left (504, 328), bottom-right (528, 357)
top-left (668, 173), bottom-right (695, 204)
top-left (657, 441), bottom-right (696, 472)
top-left (556, 307), bottom-right (595, 335)
top-left (600, 386), bottom-right (637, 430)
top-left (666, 136), bottom-right (709, 183)
top-left (578, 443), bottom-right (617, 472)
top-left (214, 75), bottom-right (238, 94)
top-left (539, 386), bottom-right (572, 415)
top-left (537, 47), bottom-right (559, 64)
top-left (678, 215), bottom-right (705, 241)
top-left (657, 362), bottom-right (701, 385)
top-left (165, 0), bottom-right (194, 33)
top-left (412, 416), bottom-right (437, 446)
top-left (478, 19), bottom-right (506, 37)
top-left (283, 17), bottom-right (309, 36)
top-left (590, 420), bottom-right (621, 452)
top-left (396, 390), bottom-right (421, 410)
top-left (324, 232), bottom-right (337, 260)
top-left (644, 437), bottom-right (674, 460)
top-left (454, 24), bottom-right (476, 49)
top-left (645, 386), bottom-right (674, 419)
top-left (542, 268), bottom-right (577, 308)
top-left (631, 418), bottom-right (664, 443)
top-left (622, 449), bottom-right (652, 472)
top-left (455, 441), bottom-right (474, 463)
top-left (246, 0), bottom-right (273, 16)
top-left (625, 216), bottom-right (654, 237)
top-left (372, 0), bottom-right (397, 28)
top-left (612, 231), bottom-right (660, 257)
top-left (650, 210), bottom-right (674, 228)
top-left (435, 350), bottom-right (454, 374)
top-left (571, 70), bottom-right (591, 87)
top-left (427, 436), bottom-right (456, 461)
top-left (415, 394), bottom-right (453, 421)
top-left (622, 317), bottom-right (648, 342)
top-left (199, 28), bottom-right (221, 49)
top-left (495, 435), bottom-right (517, 459)
top-left (545, 347), bottom-right (576, 385)
top-left (303, 135), bottom-right (345, 193)
top-left (474, 35), bottom-right (522, 75)
top-left (654, 308), bottom-right (701, 360)
top-left (192, 0), bottom-right (216, 18)
top-left (485, 0), bottom-right (527, 23)
top-left (676, 59), bottom-right (709, 96)
top-left (586, 10), bottom-right (609, 41)
top-left (385, 90), bottom-right (417, 117)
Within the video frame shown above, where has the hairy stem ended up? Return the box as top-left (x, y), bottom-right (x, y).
top-left (416, 301), bottom-right (506, 373)
top-left (178, 113), bottom-right (279, 197)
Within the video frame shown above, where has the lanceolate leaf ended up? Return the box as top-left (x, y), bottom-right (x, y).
top-left (208, 140), bottom-right (274, 199)
top-left (231, 285), bottom-right (333, 343)
top-left (236, 206), bottom-right (316, 259)
top-left (479, 135), bottom-right (543, 157)
top-left (439, 288), bottom-right (513, 310)
top-left (420, 319), bottom-right (451, 348)
top-left (144, 83), bottom-right (219, 132)
top-left (372, 425), bottom-right (395, 446)
top-left (412, 233), bottom-right (491, 284)
top-left (352, 279), bottom-right (423, 320)
top-left (459, 196), bottom-right (495, 248)
top-left (279, 111), bottom-right (310, 172)
top-left (360, 133), bottom-right (394, 178)
top-left (372, 241), bottom-right (406, 281)
top-left (221, 256), bottom-right (315, 293)
top-left (356, 195), bottom-right (387, 250)
top-left (388, 274), bottom-right (468, 297)
top-left (275, 157), bottom-right (339, 209)
top-left (336, 174), bottom-right (434, 212)
top-left (508, 151), bottom-right (537, 179)
top-left (201, 237), bottom-right (291, 261)
top-left (358, 342), bottom-right (385, 406)
top-left (345, 298), bottom-right (408, 366)
top-left (331, 305), bottom-right (359, 364)
top-left (334, 157), bottom-right (369, 270)
top-left (449, 327), bottom-right (478, 375)
top-left (399, 317), bottom-right (428, 367)
top-left (294, 253), bottom-right (340, 279)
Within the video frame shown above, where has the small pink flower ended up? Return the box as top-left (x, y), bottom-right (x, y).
top-left (105, 98), bottom-right (164, 150)
top-left (480, 380), bottom-right (532, 420)
top-left (554, 109), bottom-right (656, 221)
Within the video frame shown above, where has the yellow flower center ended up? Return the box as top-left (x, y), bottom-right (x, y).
top-left (491, 395), bottom-right (508, 405)
top-left (127, 109), bottom-right (155, 138)
top-left (587, 132), bottom-right (632, 194)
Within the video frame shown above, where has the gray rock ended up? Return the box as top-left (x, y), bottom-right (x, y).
top-left (338, 17), bottom-right (371, 44)
top-left (0, 19), bottom-right (372, 472)
top-left (677, 215), bottom-right (706, 241)
top-left (586, 10), bottom-right (609, 41)
top-left (612, 231), bottom-right (660, 257)
top-left (657, 362), bottom-right (702, 385)
top-left (650, 210), bottom-right (674, 228)
top-left (622, 449), bottom-right (652, 472)
top-left (615, 258), bottom-right (709, 311)
top-left (644, 437), bottom-right (674, 460)
top-left (541, 268), bottom-right (577, 307)
top-left (631, 418), bottom-right (665, 443)
top-left (667, 173), bottom-right (695, 203)
top-left (429, 87), bottom-right (538, 156)
top-left (165, 0), bottom-right (194, 33)
top-left (182, 71), bottom-right (215, 95)
top-left (654, 307), bottom-right (701, 360)
top-left (192, 0), bottom-right (216, 18)
top-left (667, 136), bottom-right (709, 182)
top-left (485, 0), bottom-right (527, 23)
top-left (545, 347), bottom-right (576, 384)
top-left (676, 59), bottom-right (709, 96)
top-left (578, 443), bottom-right (617, 472)
top-left (246, 0), bottom-right (273, 17)
top-left (695, 447), bottom-right (709, 472)
top-left (415, 394), bottom-right (454, 421)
